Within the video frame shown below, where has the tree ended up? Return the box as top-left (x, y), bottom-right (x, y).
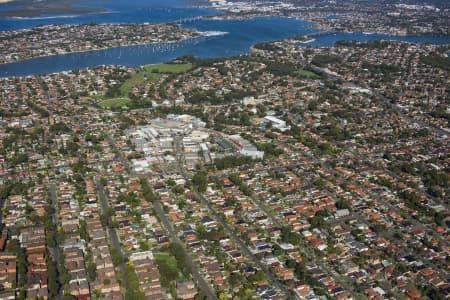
top-left (110, 248), bottom-right (123, 267)
top-left (172, 185), bottom-right (185, 194)
top-left (286, 259), bottom-right (296, 269)
top-left (192, 171), bottom-right (207, 192)
top-left (6, 239), bottom-right (20, 253)
top-left (218, 292), bottom-right (228, 300)
top-left (93, 290), bottom-right (105, 300)
top-left (139, 241), bottom-right (150, 251)
top-left (336, 199), bottom-right (351, 210)
top-left (140, 178), bottom-right (158, 202)
top-left (372, 224), bottom-right (386, 233)
top-left (17, 290), bottom-right (26, 300)
top-left (214, 155), bottom-right (254, 170)
top-left (420, 54), bottom-right (450, 71)
top-left (225, 196), bottom-right (237, 207)
top-left (168, 243), bottom-right (191, 276)
top-left (310, 215), bottom-right (326, 229)
top-left (46, 252), bottom-right (59, 298)
top-left (155, 254), bottom-right (179, 287)
top-left (229, 173), bottom-right (242, 185)
top-left (8, 239), bottom-right (27, 288)
top-left (87, 262), bottom-right (97, 282)
top-left (124, 263), bottom-right (146, 300)
top-left (311, 54), bottom-right (340, 67)
top-left (239, 183), bottom-right (253, 196)
top-left (281, 226), bottom-right (301, 245)
top-left (248, 270), bottom-right (265, 283)
top-left (79, 220), bottom-right (90, 242)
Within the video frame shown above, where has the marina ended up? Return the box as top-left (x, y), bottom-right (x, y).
top-left (0, 0), bottom-right (449, 77)
top-left (298, 38), bottom-right (316, 44)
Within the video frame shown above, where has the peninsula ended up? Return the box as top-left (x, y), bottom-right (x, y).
top-left (0, 0), bottom-right (105, 17)
top-left (0, 23), bottom-right (200, 64)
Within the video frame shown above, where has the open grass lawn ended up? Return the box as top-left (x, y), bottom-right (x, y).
top-left (155, 253), bottom-right (178, 269)
top-left (298, 69), bottom-right (321, 79)
top-left (119, 73), bottom-right (145, 96)
top-left (119, 71), bottom-right (162, 95)
top-left (118, 63), bottom-right (189, 96)
top-left (143, 63), bottom-right (192, 74)
top-left (118, 70), bottom-right (161, 96)
top-left (99, 97), bottom-right (131, 108)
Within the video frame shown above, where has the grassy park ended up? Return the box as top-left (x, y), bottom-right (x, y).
top-left (143, 63), bottom-right (192, 74)
top-left (115, 63), bottom-right (193, 97)
top-left (98, 97), bottom-right (132, 108)
top-left (298, 69), bottom-right (321, 79)
top-left (95, 63), bottom-right (193, 108)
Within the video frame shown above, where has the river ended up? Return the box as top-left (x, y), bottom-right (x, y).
top-left (0, 0), bottom-right (449, 77)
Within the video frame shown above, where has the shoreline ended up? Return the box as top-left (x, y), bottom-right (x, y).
top-left (1, 16), bottom-right (448, 67)
top-left (0, 0), bottom-right (106, 18)
top-left (305, 29), bottom-right (450, 39)
top-left (188, 12), bottom-right (450, 39)
top-left (1, 29), bottom-right (449, 79)
top-left (0, 30), bottom-right (228, 66)
top-left (0, 2), bottom-right (449, 78)
top-left (1, 0), bottom-right (449, 39)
